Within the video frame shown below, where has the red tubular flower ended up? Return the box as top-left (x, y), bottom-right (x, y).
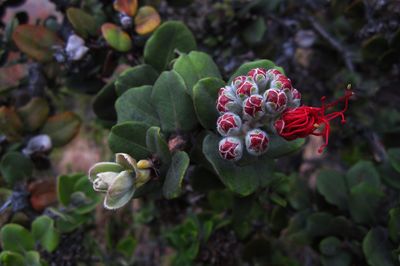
top-left (274, 89), bottom-right (353, 153)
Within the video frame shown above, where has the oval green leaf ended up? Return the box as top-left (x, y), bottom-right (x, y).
top-left (0, 152), bottom-right (33, 186)
top-left (151, 71), bottom-right (198, 133)
top-left (0, 224), bottom-right (34, 253)
top-left (173, 51), bottom-right (222, 96)
top-left (116, 85), bottom-right (160, 127)
top-left (144, 21), bottom-right (197, 72)
top-left (115, 64), bottom-right (159, 96)
top-left (66, 7), bottom-right (98, 38)
top-left (32, 216), bottom-right (60, 252)
top-left (41, 112), bottom-right (81, 147)
top-left (193, 77), bottom-right (225, 130)
top-left (12, 25), bottom-right (63, 62)
top-left (163, 151), bottom-right (190, 199)
top-left (108, 121), bottom-right (151, 159)
top-left (101, 23), bottom-right (132, 52)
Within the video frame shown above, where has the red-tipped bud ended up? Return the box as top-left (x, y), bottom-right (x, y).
top-left (271, 74), bottom-right (292, 92)
top-left (248, 68), bottom-right (267, 82)
top-left (232, 75), bottom-right (247, 88)
top-left (264, 88), bottom-right (288, 113)
top-left (217, 112), bottom-right (242, 136)
top-left (290, 88), bottom-right (301, 107)
top-left (266, 69), bottom-right (283, 80)
top-left (219, 137), bottom-right (243, 161)
top-left (245, 129), bottom-right (269, 156)
top-left (216, 87), bottom-right (240, 113)
top-left (243, 94), bottom-right (265, 119)
top-left (235, 80), bottom-right (258, 100)
top-left (218, 85), bottom-right (234, 97)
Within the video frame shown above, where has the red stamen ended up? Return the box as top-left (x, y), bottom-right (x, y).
top-left (275, 89), bottom-right (353, 153)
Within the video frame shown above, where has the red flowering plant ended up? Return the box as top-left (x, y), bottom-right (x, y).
top-left (216, 67), bottom-right (354, 161)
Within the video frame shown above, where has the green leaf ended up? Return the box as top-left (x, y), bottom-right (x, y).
top-left (189, 166), bottom-right (224, 193)
top-left (388, 148), bottom-right (400, 173)
top-left (115, 64), bottom-right (159, 96)
top-left (101, 23), bottom-right (132, 52)
top-left (388, 207), bottom-right (400, 243)
top-left (242, 17), bottom-right (266, 45)
top-left (362, 228), bottom-right (396, 266)
top-left (202, 133), bottom-right (274, 196)
top-left (146, 127), bottom-right (171, 167)
top-left (108, 121), bottom-right (151, 159)
top-left (173, 51), bottom-right (222, 96)
top-left (0, 152), bottom-right (33, 185)
top-left (346, 160), bottom-right (380, 189)
top-left (144, 21), bottom-right (197, 72)
top-left (116, 236), bottom-right (137, 258)
top-left (12, 25), bottom-right (63, 62)
top-left (348, 182), bottom-right (383, 224)
top-left (316, 169), bottom-right (349, 210)
top-left (306, 212), bottom-right (335, 238)
top-left (57, 173), bottom-right (84, 206)
top-left (321, 251), bottom-right (351, 266)
top-left (265, 134), bottom-right (305, 158)
top-left (0, 251), bottom-right (25, 266)
top-left (319, 236), bottom-right (341, 256)
top-left (0, 106), bottom-right (23, 141)
top-left (24, 251), bottom-right (41, 266)
top-left (17, 97), bottom-right (49, 132)
top-left (0, 224), bottom-right (34, 253)
top-left (208, 190), bottom-right (234, 213)
top-left (32, 216), bottom-right (59, 252)
top-left (72, 177), bottom-right (101, 214)
top-left (93, 82), bottom-right (118, 122)
top-left (163, 151), bottom-right (190, 199)
top-left (193, 77), bottom-right (225, 130)
top-left (0, 64), bottom-right (28, 93)
top-left (116, 85), bottom-right (160, 126)
top-left (66, 7), bottom-right (98, 38)
top-left (151, 71), bottom-right (198, 132)
top-left (41, 112), bottom-right (81, 147)
top-left (228, 59), bottom-right (284, 83)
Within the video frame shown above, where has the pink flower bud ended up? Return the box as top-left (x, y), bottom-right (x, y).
top-left (245, 129), bottom-right (269, 156)
top-left (232, 75), bottom-right (247, 88)
top-left (243, 94), bottom-right (265, 119)
top-left (248, 68), bottom-right (269, 91)
top-left (248, 68), bottom-right (267, 82)
top-left (290, 88), bottom-right (301, 107)
top-left (264, 88), bottom-right (288, 113)
top-left (218, 86), bottom-right (234, 96)
top-left (271, 74), bottom-right (292, 92)
top-left (266, 69), bottom-right (283, 80)
top-left (219, 137), bottom-right (243, 161)
top-left (235, 80), bottom-right (258, 100)
top-left (217, 112), bottom-right (242, 136)
top-left (216, 88), bottom-right (240, 113)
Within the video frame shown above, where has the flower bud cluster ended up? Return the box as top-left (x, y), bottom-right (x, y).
top-left (216, 68), bottom-right (302, 161)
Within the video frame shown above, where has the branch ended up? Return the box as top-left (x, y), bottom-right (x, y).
top-left (306, 15), bottom-right (355, 72)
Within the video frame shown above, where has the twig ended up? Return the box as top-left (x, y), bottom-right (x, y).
top-left (306, 15), bottom-right (355, 72)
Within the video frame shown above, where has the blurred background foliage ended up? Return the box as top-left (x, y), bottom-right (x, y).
top-left (0, 0), bottom-right (399, 265)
